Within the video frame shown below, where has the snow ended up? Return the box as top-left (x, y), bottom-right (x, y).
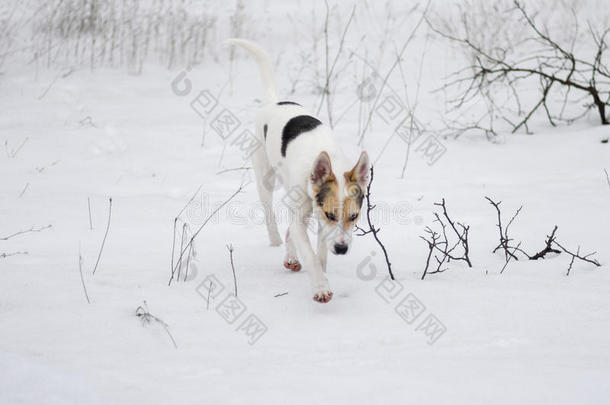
top-left (2, 1), bottom-right (610, 403)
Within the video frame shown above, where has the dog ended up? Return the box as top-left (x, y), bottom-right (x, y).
top-left (226, 38), bottom-right (370, 303)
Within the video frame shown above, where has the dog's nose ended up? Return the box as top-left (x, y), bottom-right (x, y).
top-left (334, 243), bottom-right (348, 255)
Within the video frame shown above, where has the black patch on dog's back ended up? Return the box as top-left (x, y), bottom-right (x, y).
top-left (277, 101), bottom-right (301, 106)
top-left (281, 115), bottom-right (322, 157)
top-left (263, 124), bottom-right (268, 140)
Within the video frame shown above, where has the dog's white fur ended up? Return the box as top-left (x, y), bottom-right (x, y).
top-left (226, 38), bottom-right (369, 303)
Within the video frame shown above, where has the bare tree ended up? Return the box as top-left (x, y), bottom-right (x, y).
top-left (429, 0), bottom-right (610, 134)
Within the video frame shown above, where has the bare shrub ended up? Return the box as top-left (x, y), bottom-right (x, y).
top-left (429, 0), bottom-right (610, 135)
top-left (27, 0), bottom-right (217, 72)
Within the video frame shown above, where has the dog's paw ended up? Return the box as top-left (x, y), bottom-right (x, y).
top-left (283, 259), bottom-right (301, 272)
top-left (313, 289), bottom-right (333, 303)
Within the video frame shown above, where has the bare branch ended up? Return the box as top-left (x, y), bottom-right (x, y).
top-left (355, 166), bottom-right (395, 280)
top-left (529, 225), bottom-right (561, 260)
top-left (553, 240), bottom-right (601, 271)
top-left (0, 224), bottom-right (52, 241)
top-left (429, 1), bottom-right (610, 131)
top-left (433, 199), bottom-right (472, 267)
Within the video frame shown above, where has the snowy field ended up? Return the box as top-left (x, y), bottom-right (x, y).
top-left (1, 1), bottom-right (610, 404)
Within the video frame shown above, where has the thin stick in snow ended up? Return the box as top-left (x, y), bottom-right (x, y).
top-left (0, 224), bottom-right (52, 241)
top-left (183, 243), bottom-right (194, 282)
top-left (18, 183), bottom-right (29, 198)
top-left (227, 244), bottom-right (237, 297)
top-left (92, 198), bottom-right (112, 275)
top-left (206, 281), bottom-right (212, 310)
top-left (1, 251), bottom-right (28, 259)
top-left (78, 245), bottom-right (90, 304)
top-left (176, 223), bottom-right (187, 282)
top-left (605, 169), bottom-right (610, 190)
top-left (216, 167), bottom-right (252, 175)
top-left (87, 197), bottom-right (93, 230)
top-left (171, 218), bottom-right (178, 279)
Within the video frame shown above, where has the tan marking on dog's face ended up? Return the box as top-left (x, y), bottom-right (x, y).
top-left (314, 174), bottom-right (340, 225)
top-left (341, 175), bottom-right (364, 230)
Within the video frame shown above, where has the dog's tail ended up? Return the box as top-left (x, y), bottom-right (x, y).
top-left (225, 38), bottom-right (278, 104)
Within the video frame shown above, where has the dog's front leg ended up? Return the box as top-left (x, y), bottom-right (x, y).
top-left (289, 208), bottom-right (332, 303)
top-left (317, 223), bottom-right (328, 273)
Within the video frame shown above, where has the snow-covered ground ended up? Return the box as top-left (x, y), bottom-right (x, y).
top-left (2, 1), bottom-right (610, 404)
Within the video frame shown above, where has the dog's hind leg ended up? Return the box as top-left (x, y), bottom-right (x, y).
top-left (252, 147), bottom-right (282, 246)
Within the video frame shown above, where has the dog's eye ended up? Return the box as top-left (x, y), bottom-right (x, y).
top-left (325, 212), bottom-right (337, 222)
top-left (349, 213), bottom-right (359, 221)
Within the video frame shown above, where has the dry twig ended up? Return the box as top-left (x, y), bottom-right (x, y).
top-left (135, 301), bottom-right (178, 348)
top-left (0, 251), bottom-right (28, 259)
top-left (485, 196), bottom-right (601, 274)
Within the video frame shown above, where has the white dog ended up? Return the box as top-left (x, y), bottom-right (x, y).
top-left (226, 39), bottom-right (370, 303)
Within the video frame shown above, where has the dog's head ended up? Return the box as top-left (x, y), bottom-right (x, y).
top-left (310, 151), bottom-right (370, 255)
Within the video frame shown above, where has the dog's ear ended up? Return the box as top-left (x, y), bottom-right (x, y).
top-left (311, 151), bottom-right (333, 185)
top-left (345, 151), bottom-right (370, 188)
